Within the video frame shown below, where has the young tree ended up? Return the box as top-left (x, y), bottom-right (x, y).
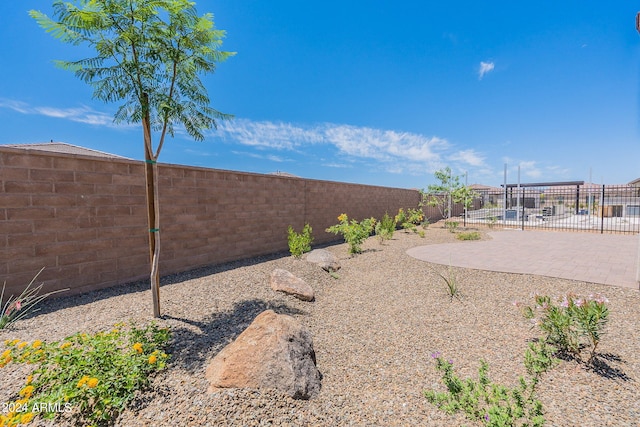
top-left (423, 167), bottom-right (476, 225)
top-left (30, 0), bottom-right (234, 317)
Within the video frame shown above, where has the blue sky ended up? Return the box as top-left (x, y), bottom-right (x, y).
top-left (1, 1), bottom-right (639, 188)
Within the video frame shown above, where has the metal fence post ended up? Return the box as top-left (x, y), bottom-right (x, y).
top-left (521, 187), bottom-right (525, 230)
top-left (600, 184), bottom-right (605, 234)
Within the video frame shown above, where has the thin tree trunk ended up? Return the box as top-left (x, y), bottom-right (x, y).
top-left (143, 114), bottom-right (161, 318)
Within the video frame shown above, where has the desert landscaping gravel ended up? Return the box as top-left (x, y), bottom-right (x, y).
top-left (1, 225), bottom-right (639, 426)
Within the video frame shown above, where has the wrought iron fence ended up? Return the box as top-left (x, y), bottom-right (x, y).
top-left (464, 182), bottom-right (640, 234)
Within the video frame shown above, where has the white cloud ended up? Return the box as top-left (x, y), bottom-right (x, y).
top-left (216, 120), bottom-right (451, 175)
top-left (322, 124), bottom-right (447, 163)
top-left (219, 119), bottom-right (323, 150)
top-left (0, 98), bottom-right (123, 128)
top-left (478, 61), bottom-right (495, 80)
top-left (448, 149), bottom-right (486, 167)
top-left (519, 161), bottom-right (542, 179)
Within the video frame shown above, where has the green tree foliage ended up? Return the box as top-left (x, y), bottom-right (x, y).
top-left (30, 0), bottom-right (234, 316)
top-left (423, 167), bottom-right (476, 224)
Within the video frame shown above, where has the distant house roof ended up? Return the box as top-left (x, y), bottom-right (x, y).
top-left (1, 142), bottom-right (130, 159)
top-left (469, 183), bottom-right (501, 191)
top-left (269, 171), bottom-right (300, 178)
top-left (629, 178), bottom-right (640, 187)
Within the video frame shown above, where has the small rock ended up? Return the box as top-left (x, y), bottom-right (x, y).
top-left (270, 269), bottom-right (314, 301)
top-left (305, 249), bottom-right (341, 272)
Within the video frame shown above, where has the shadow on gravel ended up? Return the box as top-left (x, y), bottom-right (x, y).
top-left (24, 251), bottom-right (298, 318)
top-left (587, 353), bottom-right (632, 382)
top-left (163, 299), bottom-right (307, 374)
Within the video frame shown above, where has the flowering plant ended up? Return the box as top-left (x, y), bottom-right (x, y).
top-left (326, 214), bottom-right (375, 254)
top-left (516, 293), bottom-right (609, 363)
top-left (0, 268), bottom-right (68, 330)
top-left (0, 322), bottom-right (169, 426)
top-left (394, 208), bottom-right (426, 234)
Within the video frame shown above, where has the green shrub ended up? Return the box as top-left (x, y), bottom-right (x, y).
top-left (425, 340), bottom-right (557, 427)
top-left (517, 293), bottom-right (609, 363)
top-left (0, 322), bottom-right (170, 426)
top-left (287, 224), bottom-right (313, 258)
top-left (326, 213), bottom-right (375, 254)
top-left (394, 208), bottom-right (407, 230)
top-left (456, 231), bottom-right (481, 241)
top-left (375, 213), bottom-right (395, 243)
top-left (445, 221), bottom-right (459, 233)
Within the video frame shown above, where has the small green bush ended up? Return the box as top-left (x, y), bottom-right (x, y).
top-left (445, 221), bottom-right (459, 233)
top-left (375, 213), bottom-right (395, 243)
top-left (425, 340), bottom-right (557, 427)
top-left (326, 214), bottom-right (375, 254)
top-left (517, 293), bottom-right (609, 363)
top-left (287, 224), bottom-right (313, 258)
top-left (0, 322), bottom-right (170, 426)
top-left (456, 231), bottom-right (481, 241)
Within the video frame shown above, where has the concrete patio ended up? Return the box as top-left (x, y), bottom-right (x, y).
top-left (407, 229), bottom-right (640, 290)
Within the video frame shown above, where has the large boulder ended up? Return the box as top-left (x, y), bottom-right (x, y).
top-left (206, 310), bottom-right (321, 399)
top-left (305, 249), bottom-right (341, 272)
top-left (270, 269), bottom-right (314, 301)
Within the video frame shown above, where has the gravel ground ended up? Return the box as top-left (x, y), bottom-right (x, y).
top-left (1, 224), bottom-right (639, 426)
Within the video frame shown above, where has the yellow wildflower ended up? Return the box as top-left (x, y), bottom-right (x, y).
top-left (148, 355), bottom-right (157, 364)
top-left (10, 339), bottom-right (20, 346)
top-left (4, 339), bottom-right (10, 345)
top-left (338, 213), bottom-right (348, 222)
top-left (26, 375), bottom-right (33, 385)
top-left (19, 412), bottom-right (34, 424)
top-left (31, 340), bottom-right (42, 349)
top-left (132, 342), bottom-right (143, 354)
top-left (19, 385), bottom-right (34, 398)
top-left (59, 342), bottom-right (71, 349)
top-left (1, 349), bottom-right (10, 359)
top-left (77, 375), bottom-right (90, 388)
top-left (17, 342), bottom-right (27, 349)
top-left (86, 377), bottom-right (99, 388)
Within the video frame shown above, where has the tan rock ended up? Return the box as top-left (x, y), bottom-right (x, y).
top-left (206, 310), bottom-right (321, 399)
top-left (270, 268), bottom-right (314, 301)
top-left (305, 249), bottom-right (341, 272)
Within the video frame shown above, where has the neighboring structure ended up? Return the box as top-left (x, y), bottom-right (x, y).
top-left (1, 141), bottom-right (130, 159)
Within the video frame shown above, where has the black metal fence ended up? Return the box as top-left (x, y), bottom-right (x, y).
top-left (464, 182), bottom-right (640, 234)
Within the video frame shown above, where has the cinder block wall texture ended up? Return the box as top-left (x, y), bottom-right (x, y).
top-left (1, 147), bottom-right (425, 297)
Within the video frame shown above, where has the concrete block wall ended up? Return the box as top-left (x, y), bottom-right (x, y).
top-left (1, 147), bottom-right (421, 297)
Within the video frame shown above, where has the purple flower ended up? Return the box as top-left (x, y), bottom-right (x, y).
top-left (485, 413), bottom-right (490, 422)
top-left (431, 351), bottom-right (441, 359)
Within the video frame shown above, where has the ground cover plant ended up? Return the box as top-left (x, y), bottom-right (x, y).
top-left (287, 224), bottom-right (313, 258)
top-left (326, 214), bottom-right (375, 254)
top-left (425, 339), bottom-right (558, 427)
top-left (0, 322), bottom-right (169, 426)
top-left (456, 231), bottom-right (481, 241)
